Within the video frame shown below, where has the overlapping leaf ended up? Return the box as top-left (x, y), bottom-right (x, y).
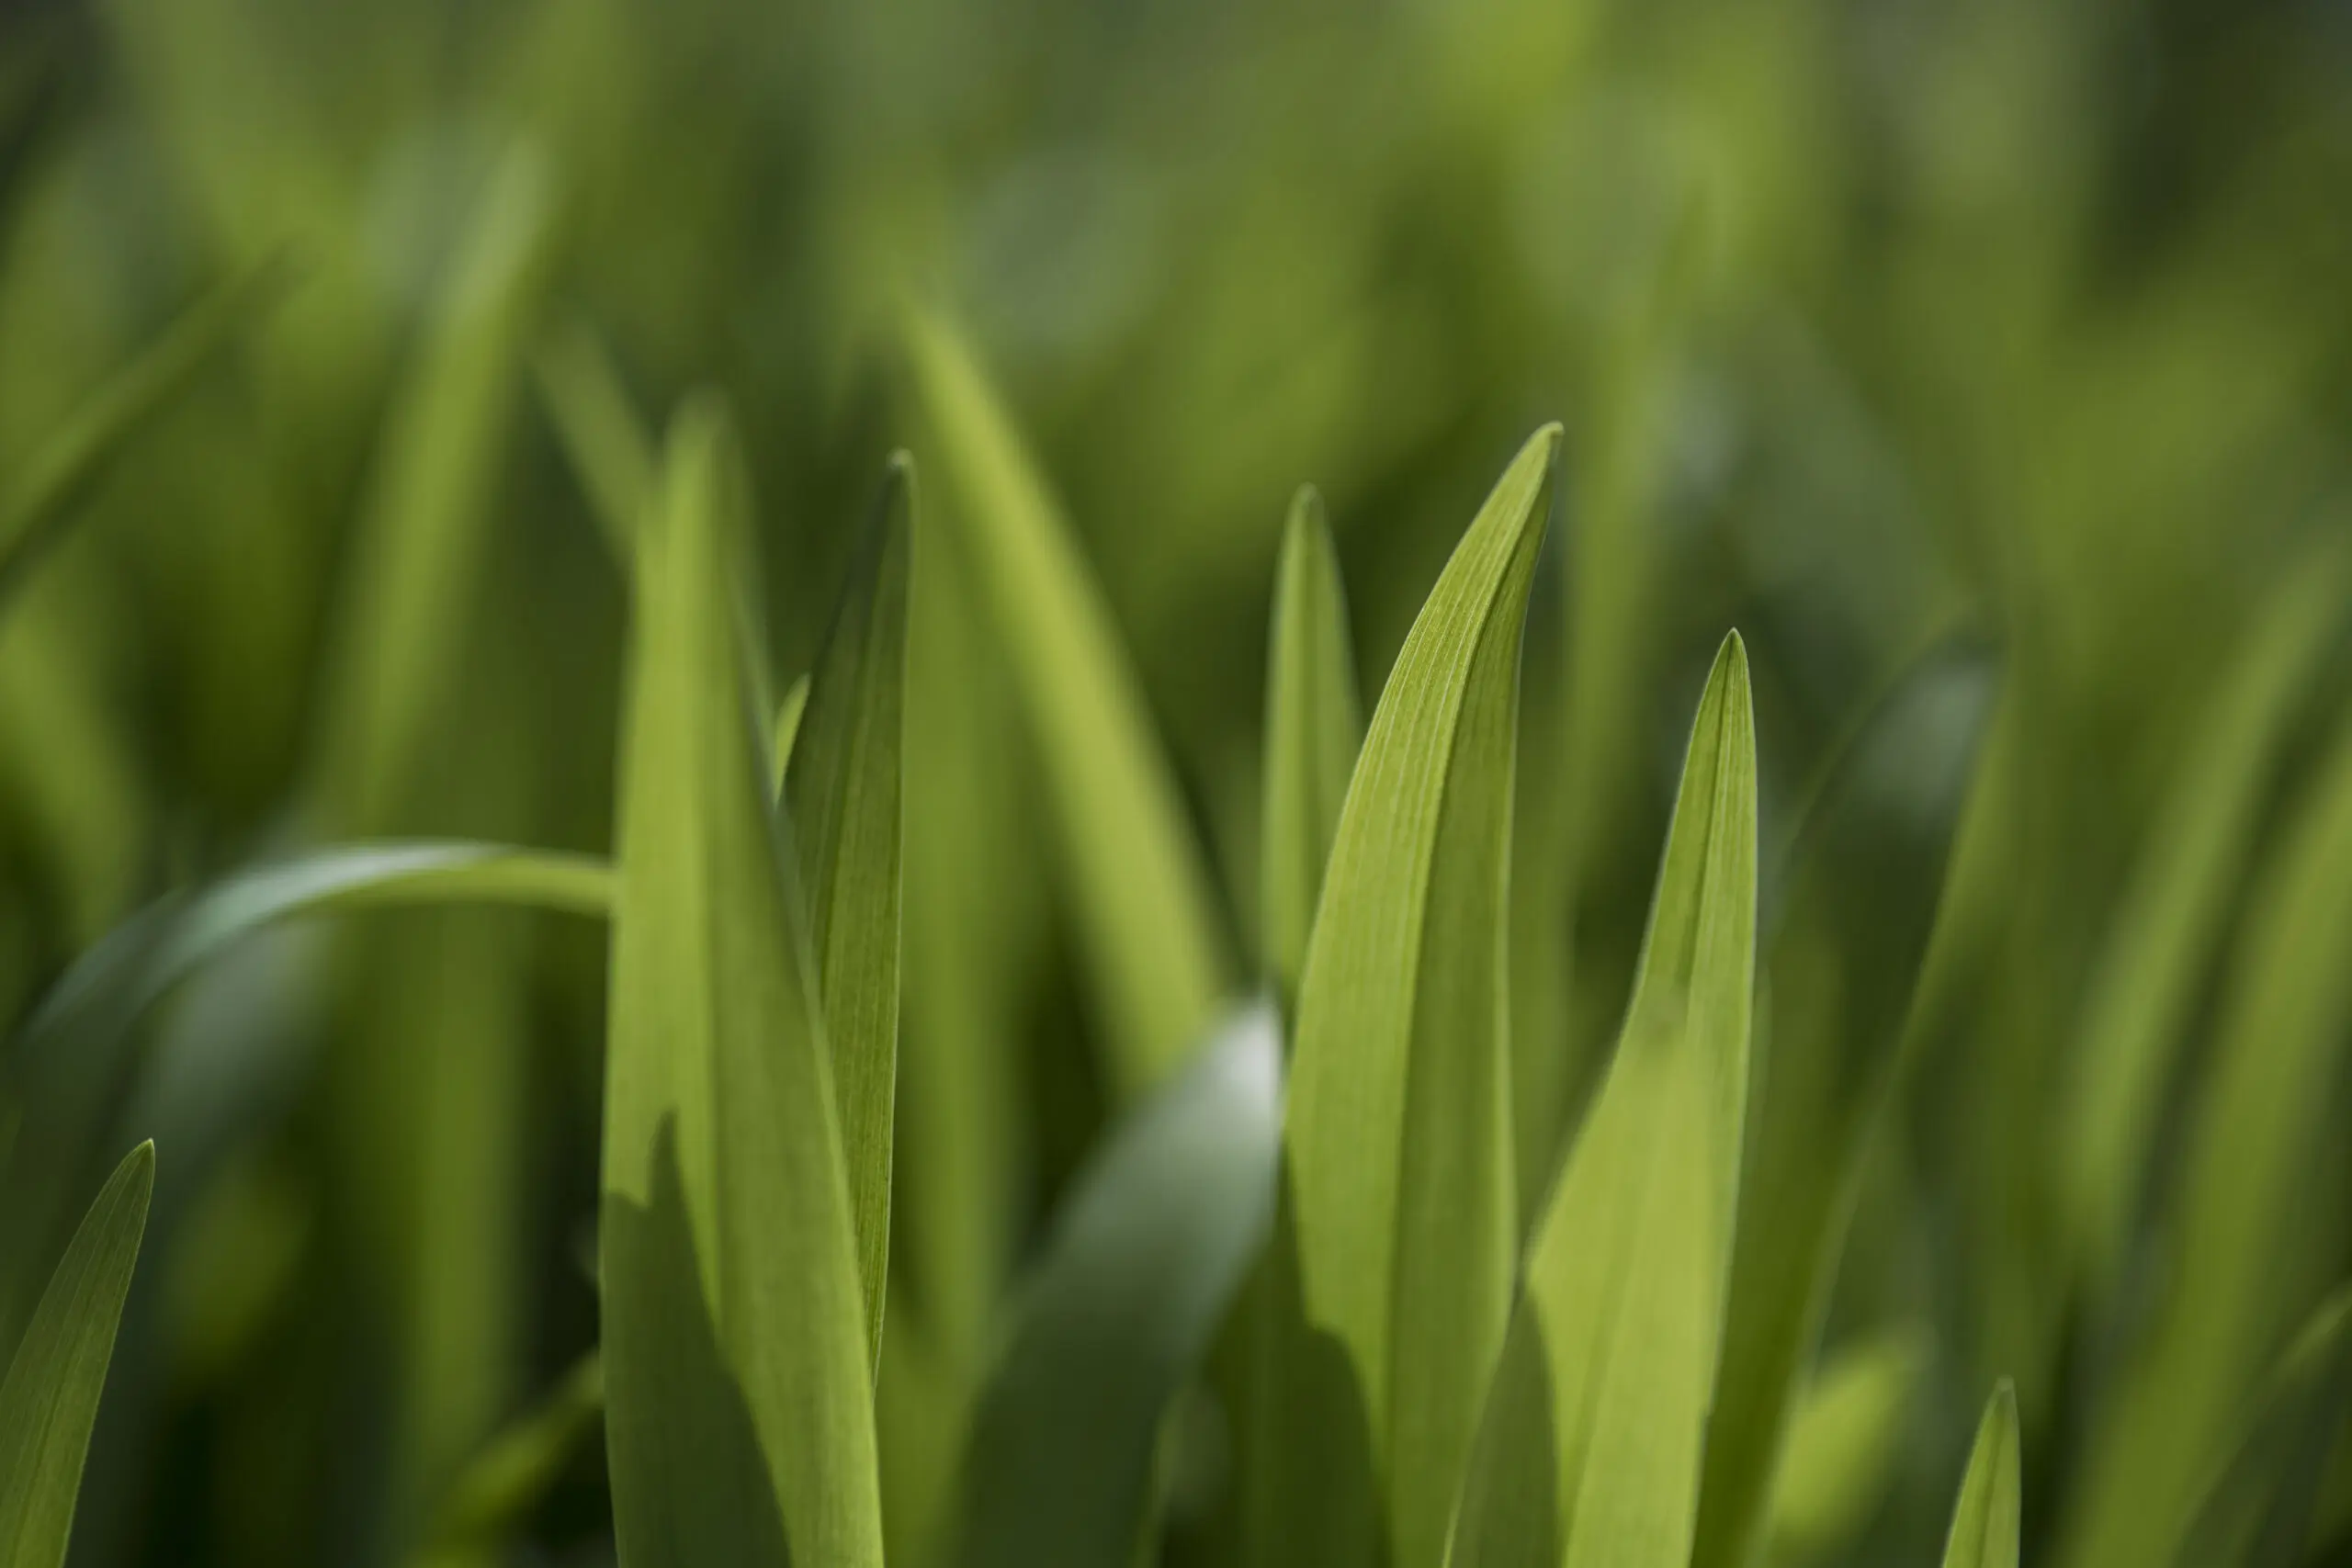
top-left (1261, 486), bottom-right (1363, 1010)
top-left (600, 399), bottom-right (882, 1567)
top-left (1450, 632), bottom-right (1756, 1568)
top-left (784, 454), bottom-right (914, 1369)
top-left (902, 309), bottom-right (1227, 1097)
top-left (1275, 426), bottom-right (1556, 1568)
top-left (954, 1005), bottom-right (1282, 1568)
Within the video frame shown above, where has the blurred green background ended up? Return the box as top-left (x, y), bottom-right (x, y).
top-left (3, 0), bottom-right (2352, 1562)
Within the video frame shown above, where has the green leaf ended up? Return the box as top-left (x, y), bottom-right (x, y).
top-left (425, 1352), bottom-right (606, 1552)
top-left (784, 453), bottom-right (914, 1373)
top-left (601, 398), bottom-right (882, 1568)
top-left (536, 321), bottom-right (656, 566)
top-left (0, 842), bottom-right (608, 1348)
top-left (773, 674), bottom-right (811, 792)
top-left (954, 1005), bottom-right (1283, 1568)
top-left (1939, 1384), bottom-right (2021, 1568)
top-left (1450, 631), bottom-right (1757, 1568)
top-left (0, 259), bottom-right (288, 614)
top-left (2058, 705), bottom-right (2352, 1568)
top-left (2061, 548), bottom-right (2347, 1301)
top-left (1273, 427), bottom-right (1556, 1568)
top-left (1261, 485), bottom-right (1363, 1010)
top-left (2169, 1283), bottom-right (2352, 1568)
top-left (0, 1141), bottom-right (155, 1568)
top-left (1765, 1325), bottom-right (1931, 1559)
top-left (902, 308), bottom-right (1227, 1097)
top-left (1692, 635), bottom-right (1996, 1568)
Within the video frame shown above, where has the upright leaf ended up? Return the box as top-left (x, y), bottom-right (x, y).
top-left (1261, 486), bottom-right (1363, 1010)
top-left (1764, 1325), bottom-right (1931, 1560)
top-left (2062, 549), bottom-right (2346, 1300)
top-left (536, 322), bottom-right (656, 566)
top-left (0, 1141), bottom-right (155, 1568)
top-left (784, 453), bottom-right (914, 1370)
top-left (902, 309), bottom-right (1227, 1096)
top-left (1450, 632), bottom-right (1757, 1568)
top-left (1277, 427), bottom-right (1556, 1568)
top-left (1692, 637), bottom-right (1996, 1568)
top-left (601, 400), bottom-right (882, 1568)
top-left (955, 1006), bottom-right (1283, 1568)
top-left (1939, 1384), bottom-right (2022, 1568)
top-left (2058, 709), bottom-right (2352, 1568)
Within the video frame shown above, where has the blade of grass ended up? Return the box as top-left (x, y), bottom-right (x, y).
top-left (0, 1141), bottom-right (154, 1568)
top-left (1261, 485), bottom-right (1363, 1011)
top-left (1692, 635), bottom-right (1996, 1568)
top-left (2062, 547), bottom-right (2347, 1302)
top-left (1450, 632), bottom-right (1756, 1568)
top-left (601, 397), bottom-right (882, 1567)
top-left (0, 258), bottom-right (288, 614)
top-left (2058, 708), bottom-right (2352, 1568)
top-left (902, 307), bottom-right (1227, 1097)
top-left (424, 1352), bottom-right (605, 1554)
top-left (1939, 1384), bottom-right (2021, 1568)
top-left (1275, 427), bottom-right (1557, 1568)
top-left (536, 321), bottom-right (655, 566)
top-left (954, 1005), bottom-right (1283, 1568)
top-left (783, 453), bottom-right (914, 1372)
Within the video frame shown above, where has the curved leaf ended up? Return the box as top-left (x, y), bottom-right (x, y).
top-left (1277, 426), bottom-right (1557, 1568)
top-left (1261, 485), bottom-right (1363, 1010)
top-left (902, 308), bottom-right (1227, 1097)
top-left (1939, 1384), bottom-right (2021, 1568)
top-left (1692, 635), bottom-right (1996, 1568)
top-left (1451, 631), bottom-right (1757, 1568)
top-left (1765, 1325), bottom-right (1931, 1560)
top-left (601, 399), bottom-right (882, 1568)
top-left (954, 1005), bottom-right (1283, 1568)
top-left (0, 1141), bottom-right (154, 1568)
top-left (784, 453), bottom-right (914, 1371)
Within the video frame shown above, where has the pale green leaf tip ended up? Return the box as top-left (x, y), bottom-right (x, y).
top-left (1286, 482), bottom-right (1326, 532)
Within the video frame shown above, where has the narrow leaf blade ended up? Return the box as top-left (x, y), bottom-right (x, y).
top-left (1940, 1384), bottom-right (2022, 1568)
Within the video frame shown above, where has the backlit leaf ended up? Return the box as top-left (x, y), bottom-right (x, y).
top-left (1939, 1384), bottom-right (2021, 1568)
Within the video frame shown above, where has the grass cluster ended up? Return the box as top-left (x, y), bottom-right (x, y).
top-left (2, 2), bottom-right (2352, 1566)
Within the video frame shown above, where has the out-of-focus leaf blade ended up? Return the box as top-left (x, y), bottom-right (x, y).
top-left (2059, 709), bottom-right (2352, 1568)
top-left (784, 452), bottom-right (914, 1371)
top-left (601, 399), bottom-right (882, 1568)
top-left (1939, 1384), bottom-right (2021, 1568)
top-left (902, 308), bottom-right (1227, 1097)
top-left (2062, 549), bottom-right (2346, 1300)
top-left (1692, 636), bottom-right (1996, 1568)
top-left (0, 260), bottom-right (288, 613)
top-left (1275, 427), bottom-right (1556, 1568)
top-left (1451, 632), bottom-right (1757, 1568)
top-left (1261, 485), bottom-right (1363, 1010)
top-left (0, 842), bottom-right (608, 1347)
top-left (536, 322), bottom-right (655, 565)
top-left (1765, 1325), bottom-right (1931, 1560)
top-left (426, 1352), bottom-right (605, 1552)
top-left (0, 1141), bottom-right (154, 1568)
top-left (955, 1005), bottom-right (1283, 1568)
top-left (2169, 1284), bottom-right (2352, 1568)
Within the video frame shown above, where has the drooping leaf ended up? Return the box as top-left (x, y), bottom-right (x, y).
top-left (1272, 427), bottom-right (1557, 1568)
top-left (601, 397), bottom-right (883, 1568)
top-left (784, 452), bottom-right (914, 1371)
top-left (1692, 635), bottom-right (1996, 1568)
top-left (0, 259), bottom-right (288, 614)
top-left (1450, 631), bottom-right (1757, 1568)
top-left (902, 308), bottom-right (1227, 1098)
top-left (2169, 1283), bottom-right (2352, 1568)
top-left (2061, 548), bottom-right (2347, 1300)
top-left (0, 1141), bottom-right (155, 1568)
top-left (1261, 485), bottom-right (1363, 1010)
top-left (1764, 1325), bottom-right (1931, 1561)
top-left (0, 842), bottom-right (609, 1348)
top-left (955, 1005), bottom-right (1283, 1568)
top-left (1939, 1384), bottom-right (2021, 1568)
top-left (2058, 708), bottom-right (2352, 1568)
